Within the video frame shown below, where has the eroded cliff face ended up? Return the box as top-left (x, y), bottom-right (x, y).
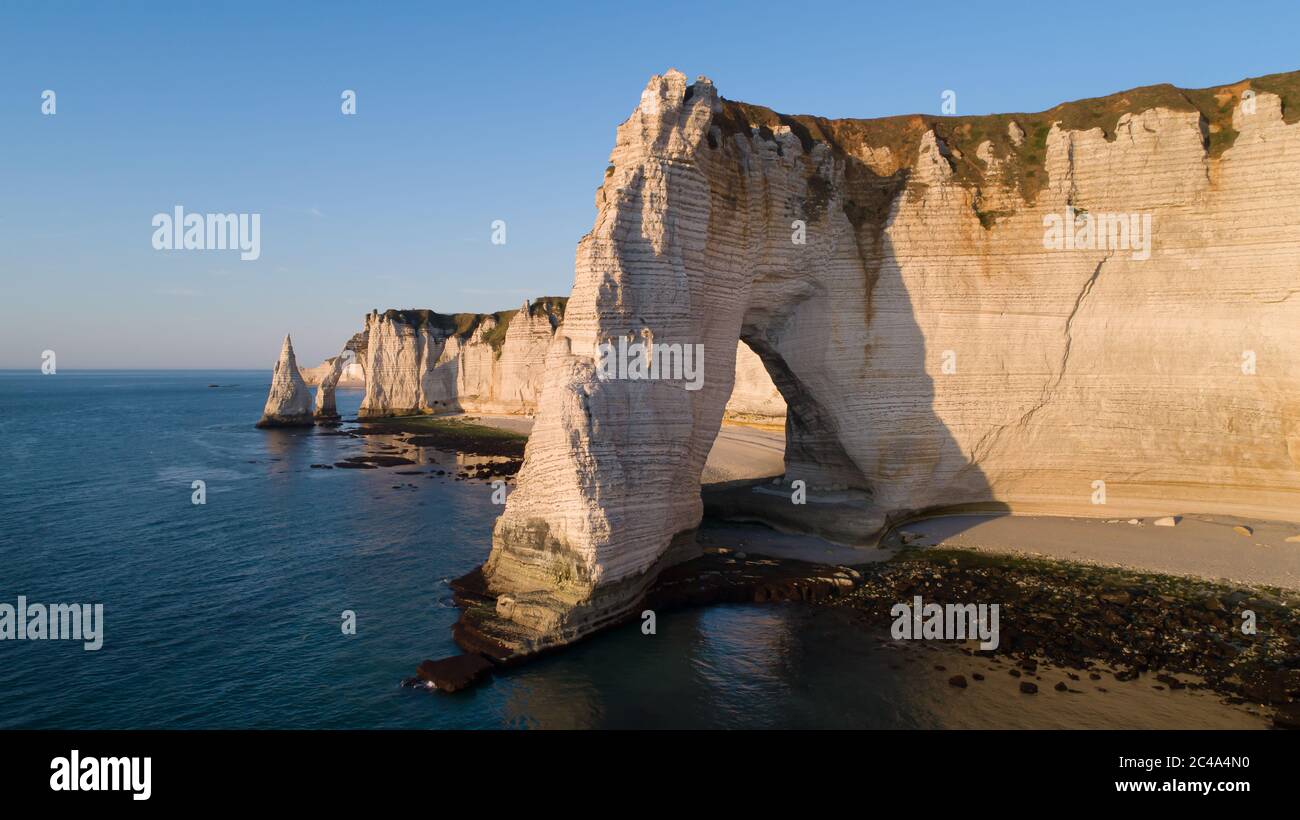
top-left (302, 331), bottom-right (367, 389)
top-left (358, 298), bottom-right (567, 417)
top-left (302, 300), bottom-right (785, 426)
top-left (255, 334), bottom-right (314, 428)
top-left (467, 69), bottom-right (1300, 656)
top-left (312, 353), bottom-right (347, 420)
top-left (724, 341), bottom-right (786, 423)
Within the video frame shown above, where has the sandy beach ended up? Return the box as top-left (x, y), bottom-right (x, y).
top-left (456, 413), bottom-right (1300, 591)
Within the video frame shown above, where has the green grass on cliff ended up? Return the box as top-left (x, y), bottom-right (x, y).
top-left (381, 296), bottom-right (568, 357)
top-left (716, 69), bottom-right (1300, 217)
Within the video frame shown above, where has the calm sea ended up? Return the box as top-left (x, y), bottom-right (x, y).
top-left (0, 371), bottom-right (1268, 728)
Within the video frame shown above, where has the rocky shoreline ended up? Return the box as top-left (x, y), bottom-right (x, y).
top-left (415, 529), bottom-right (1299, 728)
top-left (829, 548), bottom-right (1300, 728)
top-left (312, 415), bottom-right (527, 481)
top-left (355, 416), bottom-right (526, 459)
top-left (312, 414), bottom-right (1297, 728)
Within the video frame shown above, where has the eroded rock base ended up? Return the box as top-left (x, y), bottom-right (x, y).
top-left (446, 540), bottom-right (868, 669)
top-left (253, 414), bottom-right (315, 429)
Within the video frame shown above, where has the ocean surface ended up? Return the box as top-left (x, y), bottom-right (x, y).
top-left (0, 371), bottom-right (1270, 729)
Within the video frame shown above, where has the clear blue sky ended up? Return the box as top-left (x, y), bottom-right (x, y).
top-left (3, 0), bottom-right (1298, 368)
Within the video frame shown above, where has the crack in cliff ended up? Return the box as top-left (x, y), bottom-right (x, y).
top-left (968, 253), bottom-right (1110, 466)
top-left (1055, 252), bottom-right (1110, 388)
top-left (1260, 288), bottom-right (1300, 303)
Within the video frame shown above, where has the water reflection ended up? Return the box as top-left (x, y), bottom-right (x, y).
top-left (490, 604), bottom-right (1269, 729)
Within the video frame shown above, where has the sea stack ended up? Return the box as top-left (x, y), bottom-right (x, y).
top-left (255, 334), bottom-right (315, 428)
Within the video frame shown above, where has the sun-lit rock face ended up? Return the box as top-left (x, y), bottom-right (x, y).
top-left (357, 298), bottom-right (567, 418)
top-left (312, 349), bottom-right (358, 421)
top-left (465, 68), bottom-right (1300, 656)
top-left (305, 300), bottom-right (784, 426)
top-left (301, 360), bottom-right (365, 388)
top-left (724, 341), bottom-right (785, 424)
top-left (302, 332), bottom-right (367, 390)
top-left (255, 334), bottom-right (314, 428)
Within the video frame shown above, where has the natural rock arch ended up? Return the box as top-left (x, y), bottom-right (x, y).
top-left (456, 69), bottom-right (1300, 658)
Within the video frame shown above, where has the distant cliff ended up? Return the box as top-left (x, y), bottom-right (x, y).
top-left (301, 297), bottom-right (787, 423)
top-left (301, 332), bottom-right (366, 388)
top-left (359, 297), bottom-right (568, 417)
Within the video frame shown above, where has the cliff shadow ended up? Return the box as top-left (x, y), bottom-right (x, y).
top-left (702, 159), bottom-right (1006, 548)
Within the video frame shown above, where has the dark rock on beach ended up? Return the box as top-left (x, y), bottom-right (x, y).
top-left (446, 550), bottom-right (866, 667)
top-left (828, 548), bottom-right (1300, 710)
top-left (355, 417), bottom-right (526, 459)
top-left (413, 654), bottom-right (494, 693)
top-left (1273, 703), bottom-right (1300, 729)
top-left (343, 454), bottom-right (416, 468)
top-left (646, 552), bottom-right (863, 610)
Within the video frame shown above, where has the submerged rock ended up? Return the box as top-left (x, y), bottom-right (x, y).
top-left (255, 334), bottom-right (314, 428)
top-left (414, 654), bottom-right (493, 693)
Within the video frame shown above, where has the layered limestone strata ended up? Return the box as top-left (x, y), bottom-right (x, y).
top-left (301, 331), bottom-right (366, 388)
top-left (302, 360), bottom-right (366, 388)
top-left (467, 68), bottom-right (1300, 656)
top-left (303, 300), bottom-right (785, 424)
top-left (358, 297), bottom-right (567, 417)
top-left (312, 353), bottom-right (347, 421)
top-left (255, 334), bottom-right (314, 428)
top-left (724, 341), bottom-right (786, 424)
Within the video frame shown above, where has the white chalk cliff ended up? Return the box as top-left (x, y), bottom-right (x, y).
top-left (301, 344), bottom-right (366, 389)
top-left (724, 341), bottom-right (787, 423)
top-left (255, 334), bottom-right (314, 428)
top-left (358, 298), bottom-right (567, 417)
top-left (462, 69), bottom-right (1300, 655)
top-left (312, 354), bottom-right (347, 420)
top-left (301, 299), bottom-right (785, 426)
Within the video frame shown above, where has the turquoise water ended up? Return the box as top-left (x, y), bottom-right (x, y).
top-left (0, 372), bottom-right (1270, 729)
